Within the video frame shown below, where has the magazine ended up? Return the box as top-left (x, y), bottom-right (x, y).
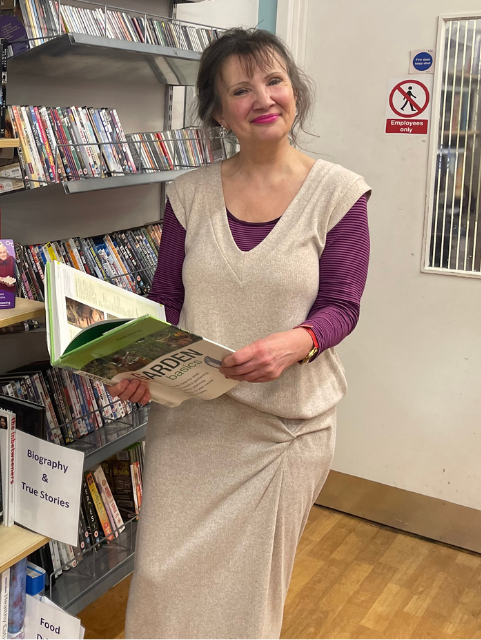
top-left (45, 261), bottom-right (238, 407)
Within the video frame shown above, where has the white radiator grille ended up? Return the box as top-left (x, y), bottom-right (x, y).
top-left (429, 19), bottom-right (481, 274)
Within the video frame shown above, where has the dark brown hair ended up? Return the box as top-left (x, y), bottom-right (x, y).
top-left (196, 28), bottom-right (314, 145)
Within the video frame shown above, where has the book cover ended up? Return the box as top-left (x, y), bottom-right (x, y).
top-left (85, 471), bottom-right (114, 542)
top-left (81, 477), bottom-right (101, 548)
top-left (0, 409), bottom-right (16, 527)
top-left (0, 240), bottom-right (16, 309)
top-left (45, 261), bottom-right (237, 408)
top-left (93, 465), bottom-right (125, 536)
top-left (0, 567), bottom-right (9, 640)
top-left (0, 393), bottom-right (46, 440)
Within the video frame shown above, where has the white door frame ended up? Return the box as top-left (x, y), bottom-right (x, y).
top-left (276, 0), bottom-right (310, 68)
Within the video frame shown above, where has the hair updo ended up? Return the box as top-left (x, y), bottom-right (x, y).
top-left (196, 28), bottom-right (314, 145)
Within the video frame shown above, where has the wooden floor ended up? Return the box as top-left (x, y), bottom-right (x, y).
top-left (79, 506), bottom-right (481, 639)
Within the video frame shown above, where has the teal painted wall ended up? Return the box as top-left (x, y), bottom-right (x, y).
top-left (258, 0), bottom-right (278, 32)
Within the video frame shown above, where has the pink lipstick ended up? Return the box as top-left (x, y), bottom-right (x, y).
top-left (251, 114), bottom-right (280, 124)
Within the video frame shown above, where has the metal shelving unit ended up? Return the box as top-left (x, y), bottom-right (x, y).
top-left (50, 519), bottom-right (138, 615)
top-left (44, 408), bottom-right (148, 613)
top-left (61, 168), bottom-right (193, 194)
top-left (4, 0), bottom-right (219, 617)
top-left (68, 405), bottom-right (149, 469)
top-left (9, 33), bottom-right (202, 86)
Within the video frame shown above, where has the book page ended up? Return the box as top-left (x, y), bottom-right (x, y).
top-left (50, 262), bottom-right (164, 358)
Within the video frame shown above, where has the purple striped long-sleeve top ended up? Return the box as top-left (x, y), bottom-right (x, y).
top-left (149, 194), bottom-right (370, 356)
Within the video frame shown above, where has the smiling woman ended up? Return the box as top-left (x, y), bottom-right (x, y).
top-left (197, 28), bottom-right (312, 146)
top-left (117, 27), bottom-right (372, 640)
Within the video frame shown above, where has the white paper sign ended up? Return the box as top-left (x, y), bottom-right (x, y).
top-left (25, 595), bottom-right (82, 640)
top-left (14, 431), bottom-right (84, 546)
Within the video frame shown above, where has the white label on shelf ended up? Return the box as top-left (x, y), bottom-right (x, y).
top-left (14, 431), bottom-right (84, 546)
top-left (25, 595), bottom-right (82, 639)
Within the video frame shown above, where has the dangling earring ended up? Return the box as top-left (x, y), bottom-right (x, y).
top-left (220, 125), bottom-right (228, 137)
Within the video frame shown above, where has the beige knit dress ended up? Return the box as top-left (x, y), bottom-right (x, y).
top-left (125, 160), bottom-right (371, 639)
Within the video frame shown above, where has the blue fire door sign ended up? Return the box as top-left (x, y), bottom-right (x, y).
top-left (409, 50), bottom-right (434, 74)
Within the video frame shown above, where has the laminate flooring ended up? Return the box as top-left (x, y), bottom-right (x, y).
top-left (79, 506), bottom-right (481, 639)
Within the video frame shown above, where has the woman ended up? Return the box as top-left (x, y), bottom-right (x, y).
top-left (112, 28), bottom-right (370, 639)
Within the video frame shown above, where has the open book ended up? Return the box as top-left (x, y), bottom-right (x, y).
top-left (45, 261), bottom-right (238, 407)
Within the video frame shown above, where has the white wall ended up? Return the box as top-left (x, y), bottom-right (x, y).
top-left (174, 0), bottom-right (259, 127)
top-left (300, 1), bottom-right (481, 510)
top-left (177, 0), bottom-right (259, 29)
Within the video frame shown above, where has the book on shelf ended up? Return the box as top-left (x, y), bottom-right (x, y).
top-left (0, 361), bottom-right (132, 446)
top-left (17, 222), bottom-right (163, 304)
top-left (0, 408), bottom-right (16, 527)
top-left (6, 102), bottom-right (218, 188)
top-left (29, 440), bottom-right (144, 590)
top-left (125, 128), bottom-right (218, 170)
top-left (0, 4), bottom-right (29, 58)
top-left (7, 105), bottom-right (135, 186)
top-left (0, 239), bottom-right (17, 309)
top-left (7, 558), bottom-right (27, 639)
top-left (93, 464), bottom-right (124, 538)
top-left (3, 557), bottom-right (84, 639)
top-left (0, 164), bottom-right (24, 195)
top-left (15, 1), bottom-right (221, 53)
top-left (0, 393), bottom-right (46, 440)
top-left (46, 261), bottom-right (238, 408)
top-left (1, 567), bottom-right (8, 640)
top-left (0, 396), bottom-right (46, 529)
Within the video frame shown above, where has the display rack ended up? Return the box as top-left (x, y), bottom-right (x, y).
top-left (10, 33), bottom-right (202, 86)
top-left (2, 0), bottom-right (221, 619)
top-left (50, 518), bottom-right (138, 615)
top-left (69, 405), bottom-right (149, 469)
top-left (60, 168), bottom-right (193, 195)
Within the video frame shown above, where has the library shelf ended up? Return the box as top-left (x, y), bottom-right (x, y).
top-left (0, 168), bottom-right (194, 198)
top-left (62, 168), bottom-right (194, 194)
top-left (0, 139), bottom-right (20, 148)
top-left (50, 519), bottom-right (138, 615)
top-left (68, 405), bottom-right (149, 470)
top-left (0, 524), bottom-right (50, 574)
top-left (9, 33), bottom-right (202, 86)
top-left (0, 298), bottom-right (45, 329)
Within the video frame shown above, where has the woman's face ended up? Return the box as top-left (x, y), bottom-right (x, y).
top-left (215, 53), bottom-right (296, 146)
top-left (0, 417), bottom-right (7, 428)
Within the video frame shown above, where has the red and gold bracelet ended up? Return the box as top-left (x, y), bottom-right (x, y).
top-left (298, 325), bottom-right (319, 364)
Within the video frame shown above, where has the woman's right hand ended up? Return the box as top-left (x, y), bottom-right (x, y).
top-left (108, 379), bottom-right (151, 405)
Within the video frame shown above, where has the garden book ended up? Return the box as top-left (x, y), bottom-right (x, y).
top-left (45, 261), bottom-right (238, 407)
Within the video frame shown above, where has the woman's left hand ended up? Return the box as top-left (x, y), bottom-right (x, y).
top-left (219, 328), bottom-right (314, 383)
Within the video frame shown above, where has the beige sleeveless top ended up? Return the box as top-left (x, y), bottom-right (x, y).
top-left (166, 159), bottom-right (371, 419)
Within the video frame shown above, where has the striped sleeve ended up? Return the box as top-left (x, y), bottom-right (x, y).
top-left (148, 198), bottom-right (186, 325)
top-left (297, 194), bottom-right (370, 355)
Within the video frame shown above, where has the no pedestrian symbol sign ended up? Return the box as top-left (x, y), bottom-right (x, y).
top-left (385, 76), bottom-right (433, 135)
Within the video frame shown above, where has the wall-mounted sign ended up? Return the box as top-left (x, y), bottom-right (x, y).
top-left (385, 76), bottom-right (433, 135)
top-left (409, 49), bottom-right (434, 74)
